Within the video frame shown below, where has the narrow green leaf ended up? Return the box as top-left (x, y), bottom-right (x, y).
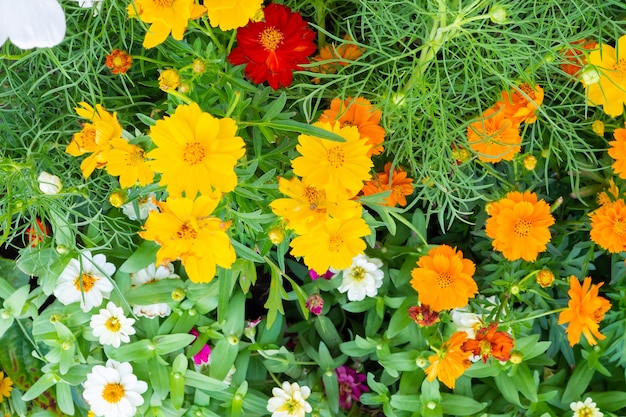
top-left (154, 333), bottom-right (196, 356)
top-left (22, 373), bottom-right (57, 401)
top-left (119, 240), bottom-right (159, 273)
top-left (184, 370), bottom-right (229, 392)
top-left (56, 382), bottom-right (74, 415)
top-left (440, 393), bottom-right (486, 415)
top-left (562, 361), bottom-right (595, 403)
top-left (511, 364), bottom-right (538, 402)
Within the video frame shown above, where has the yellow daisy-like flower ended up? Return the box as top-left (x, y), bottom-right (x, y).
top-left (147, 102), bottom-right (246, 197)
top-left (204, 0), bottom-right (263, 31)
top-left (589, 198), bottom-right (626, 253)
top-left (102, 138), bottom-right (154, 188)
top-left (140, 194), bottom-right (236, 283)
top-left (0, 371), bottom-right (12, 403)
top-left (585, 34), bottom-right (626, 117)
top-left (270, 176), bottom-right (362, 235)
top-left (291, 122), bottom-right (373, 201)
top-left (158, 68), bottom-right (181, 91)
top-left (289, 217), bottom-right (370, 274)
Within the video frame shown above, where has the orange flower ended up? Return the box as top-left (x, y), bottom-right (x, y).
top-left (558, 276), bottom-right (611, 346)
top-left (496, 83), bottom-right (544, 125)
top-left (311, 34), bottom-right (364, 83)
top-left (467, 106), bottom-right (521, 163)
top-left (461, 323), bottom-right (514, 363)
top-left (26, 218), bottom-right (49, 247)
top-left (608, 128), bottom-right (626, 179)
top-left (485, 191), bottom-right (555, 261)
top-left (318, 97), bottom-right (385, 156)
top-left (596, 179), bottom-right (619, 207)
top-left (361, 162), bottom-right (414, 207)
top-left (589, 198), bottom-right (626, 253)
top-left (105, 49), bottom-right (133, 74)
top-left (560, 39), bottom-right (598, 77)
top-left (410, 245), bottom-right (478, 312)
top-left (425, 331), bottom-right (472, 389)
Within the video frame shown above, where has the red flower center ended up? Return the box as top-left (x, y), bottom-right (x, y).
top-left (259, 27), bottom-right (284, 51)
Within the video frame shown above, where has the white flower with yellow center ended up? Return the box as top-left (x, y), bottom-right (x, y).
top-left (570, 397), bottom-right (603, 417)
top-left (83, 360), bottom-right (147, 417)
top-left (90, 302), bottom-right (136, 348)
top-left (53, 251), bottom-right (115, 312)
top-left (337, 254), bottom-right (384, 301)
top-left (267, 381), bottom-right (312, 417)
top-left (130, 262), bottom-right (178, 318)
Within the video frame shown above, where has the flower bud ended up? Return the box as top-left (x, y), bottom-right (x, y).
top-left (509, 351), bottom-right (523, 364)
top-left (536, 269), bottom-right (555, 288)
top-left (159, 68), bottom-right (181, 91)
top-left (592, 120), bottom-right (605, 136)
top-left (38, 171), bottom-right (62, 195)
top-left (580, 66), bottom-right (600, 86)
top-left (171, 288), bottom-right (186, 302)
top-left (523, 155), bottom-right (537, 171)
top-left (109, 190), bottom-right (127, 208)
top-left (192, 58), bottom-right (205, 74)
top-left (268, 226), bottom-right (284, 245)
top-left (489, 5), bottom-right (507, 24)
top-left (306, 294), bottom-right (324, 316)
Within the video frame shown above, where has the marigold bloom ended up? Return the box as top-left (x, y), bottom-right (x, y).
top-left (105, 49), bottom-right (132, 74)
top-left (561, 39), bottom-right (598, 77)
top-left (204, 0), bottom-right (263, 31)
top-left (129, 0), bottom-right (207, 49)
top-left (467, 107), bottom-right (521, 163)
top-left (608, 128), bottom-right (626, 179)
top-left (318, 97), bottom-right (385, 156)
top-left (536, 269), bottom-right (555, 288)
top-left (589, 198), bottom-right (626, 253)
top-left (585, 34), bottom-right (626, 117)
top-left (0, 371), bottom-right (13, 402)
top-left (485, 191), bottom-right (555, 261)
top-left (147, 102), bottom-right (245, 197)
top-left (558, 276), bottom-right (611, 346)
top-left (292, 122), bottom-right (373, 201)
top-left (289, 217), bottom-right (370, 274)
top-left (410, 245), bottom-right (478, 312)
top-left (361, 162), bottom-right (414, 207)
top-left (425, 331), bottom-right (472, 389)
top-left (311, 34), bottom-right (364, 83)
top-left (597, 179), bottom-right (620, 207)
top-left (461, 323), bottom-right (514, 363)
top-left (158, 68), bottom-right (181, 91)
top-left (227, 3), bottom-right (316, 89)
top-left (408, 304), bottom-right (439, 327)
top-left (496, 83), bottom-right (544, 124)
top-left (102, 138), bottom-right (154, 188)
top-left (140, 195), bottom-right (236, 283)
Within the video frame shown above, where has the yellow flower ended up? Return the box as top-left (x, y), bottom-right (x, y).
top-left (159, 68), bottom-right (181, 91)
top-left (536, 269), bottom-right (555, 288)
top-left (102, 138), bottom-right (154, 188)
top-left (0, 371), bottom-right (12, 403)
top-left (589, 198), bottom-right (626, 253)
top-left (592, 120), bottom-right (605, 136)
top-left (140, 194), bottom-right (236, 283)
top-left (585, 34), bottom-right (626, 117)
top-left (291, 122), bottom-right (373, 201)
top-left (289, 217), bottom-right (370, 273)
top-left (147, 103), bottom-right (246, 197)
top-left (204, 0), bottom-right (263, 31)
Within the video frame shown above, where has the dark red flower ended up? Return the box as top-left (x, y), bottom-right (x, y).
top-left (227, 3), bottom-right (317, 89)
top-left (408, 304), bottom-right (439, 327)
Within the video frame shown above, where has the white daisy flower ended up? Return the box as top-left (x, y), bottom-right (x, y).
top-left (121, 194), bottom-right (158, 221)
top-left (267, 381), bottom-right (312, 417)
top-left (570, 397), bottom-right (603, 417)
top-left (53, 251), bottom-right (115, 312)
top-left (450, 296), bottom-right (499, 338)
top-left (38, 171), bottom-right (62, 195)
top-left (0, 0), bottom-right (66, 49)
top-left (90, 302), bottom-right (136, 348)
top-left (83, 359), bottom-right (147, 417)
top-left (130, 263), bottom-right (178, 319)
top-left (337, 254), bottom-right (384, 302)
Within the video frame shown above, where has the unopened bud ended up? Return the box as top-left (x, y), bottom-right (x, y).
top-left (581, 66), bottom-right (600, 86)
top-left (489, 5), bottom-right (507, 24)
top-left (509, 351), bottom-right (523, 364)
top-left (109, 190), bottom-right (127, 208)
top-left (268, 226), bottom-right (284, 245)
top-left (523, 155), bottom-right (537, 171)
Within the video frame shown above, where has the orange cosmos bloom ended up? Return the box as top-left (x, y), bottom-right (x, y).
top-left (102, 138), bottom-right (154, 188)
top-left (496, 83), bottom-right (544, 124)
top-left (467, 106), bottom-right (521, 163)
top-left (608, 128), bottom-right (626, 179)
top-left (425, 331), bottom-right (472, 389)
top-left (558, 276), bottom-right (611, 346)
top-left (410, 245), bottom-right (478, 312)
top-left (311, 34), bottom-right (365, 83)
top-left (585, 34), bottom-right (626, 117)
top-left (485, 191), bottom-right (555, 261)
top-left (318, 97), bottom-right (385, 156)
top-left (596, 179), bottom-right (619, 206)
top-left (560, 39), bottom-right (597, 77)
top-left (361, 162), bottom-right (414, 207)
top-left (461, 323), bottom-right (514, 363)
top-left (589, 198), bottom-right (626, 253)
top-left (105, 49), bottom-right (133, 74)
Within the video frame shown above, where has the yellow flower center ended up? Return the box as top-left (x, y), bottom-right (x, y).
top-left (326, 146), bottom-right (345, 168)
top-left (612, 58), bottom-right (626, 77)
top-left (303, 186), bottom-right (324, 210)
top-left (576, 406), bottom-right (595, 417)
top-left (328, 235), bottom-right (344, 252)
top-left (127, 147), bottom-right (145, 166)
top-left (113, 56), bottom-right (124, 67)
top-left (183, 142), bottom-right (206, 165)
top-left (277, 398), bottom-right (299, 414)
top-left (351, 266), bottom-right (366, 282)
top-left (102, 383), bottom-right (125, 404)
top-left (259, 27), bottom-right (284, 51)
top-left (78, 126), bottom-right (97, 148)
top-left (74, 274), bottom-right (97, 292)
top-left (151, 0), bottom-right (173, 8)
top-left (177, 221), bottom-right (198, 240)
top-left (513, 219), bottom-right (532, 237)
top-left (105, 316), bottom-right (121, 332)
top-left (613, 219), bottom-right (626, 236)
top-left (436, 272), bottom-right (452, 288)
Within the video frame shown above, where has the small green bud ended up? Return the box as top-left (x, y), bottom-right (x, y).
top-left (489, 5), bottom-right (507, 24)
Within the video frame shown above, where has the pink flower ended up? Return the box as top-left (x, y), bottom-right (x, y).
top-left (306, 294), bottom-right (324, 315)
top-left (336, 365), bottom-right (368, 409)
top-left (309, 269), bottom-right (334, 280)
top-left (190, 328), bottom-right (211, 365)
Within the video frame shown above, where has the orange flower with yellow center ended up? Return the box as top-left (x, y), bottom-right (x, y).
top-left (608, 128), bottom-right (626, 179)
top-left (361, 162), bottom-right (414, 207)
top-left (485, 190), bottom-right (555, 261)
top-left (311, 35), bottom-right (365, 83)
top-left (105, 49), bottom-right (132, 74)
top-left (410, 245), bottom-right (478, 312)
top-left (496, 83), bottom-right (544, 124)
top-left (425, 331), bottom-right (472, 389)
top-left (589, 198), bottom-right (626, 253)
top-left (102, 138), bottom-right (154, 188)
top-left (558, 276), bottom-right (611, 346)
top-left (461, 323), bottom-right (514, 363)
top-left (585, 34), bottom-right (626, 117)
top-left (467, 106), bottom-right (521, 163)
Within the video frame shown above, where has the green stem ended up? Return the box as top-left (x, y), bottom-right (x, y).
top-left (314, 0), bottom-right (328, 48)
top-left (501, 308), bottom-right (566, 326)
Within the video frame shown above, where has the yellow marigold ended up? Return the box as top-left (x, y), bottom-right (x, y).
top-left (311, 35), bottom-right (364, 83)
top-left (318, 97), bottom-right (385, 156)
top-left (291, 121), bottom-right (373, 201)
top-left (558, 276), bottom-right (611, 346)
top-left (139, 194), bottom-right (235, 283)
top-left (585, 34), bottom-right (626, 117)
top-left (147, 102), bottom-right (246, 197)
top-left (159, 68), bottom-right (181, 91)
top-left (589, 198), bottom-right (626, 253)
top-left (204, 0), bottom-right (263, 31)
top-left (270, 176), bottom-right (362, 235)
top-left (425, 331), bottom-right (472, 389)
top-left (609, 128), bottom-right (626, 179)
top-left (0, 371), bottom-right (12, 403)
top-left (102, 138), bottom-right (154, 188)
top-left (289, 217), bottom-right (370, 274)
top-left (130, 0), bottom-right (207, 49)
top-left (467, 106), bottom-right (521, 163)
top-left (361, 162), bottom-right (414, 207)
top-left (496, 83), bottom-right (544, 124)
top-left (485, 191), bottom-right (555, 261)
top-left (596, 179), bottom-right (619, 206)
top-left (410, 245), bottom-right (478, 312)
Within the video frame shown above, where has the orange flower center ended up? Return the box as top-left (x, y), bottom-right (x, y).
top-left (78, 126), bottom-right (97, 148)
top-left (151, 0), bottom-right (173, 8)
top-left (436, 272), bottom-right (452, 288)
top-left (519, 83), bottom-right (536, 100)
top-left (74, 274), bottom-right (97, 292)
top-left (303, 186), bottom-right (324, 210)
top-left (105, 316), bottom-right (121, 332)
top-left (102, 383), bottom-right (125, 403)
top-left (259, 27), bottom-right (284, 51)
top-left (612, 58), bottom-right (626, 77)
top-left (612, 219), bottom-right (626, 236)
top-left (183, 142), bottom-right (206, 165)
top-left (177, 221), bottom-right (198, 240)
top-left (328, 235), bottom-right (343, 252)
top-left (326, 146), bottom-right (345, 168)
top-left (513, 219), bottom-right (532, 237)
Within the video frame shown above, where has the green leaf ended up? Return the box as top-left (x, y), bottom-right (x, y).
top-left (494, 372), bottom-right (521, 407)
top-left (261, 92), bottom-right (287, 121)
top-left (125, 278), bottom-right (183, 306)
top-left (149, 356), bottom-right (170, 400)
top-left (48, 208), bottom-right (75, 249)
top-left (56, 382), bottom-right (74, 415)
top-left (314, 315), bottom-right (343, 350)
top-left (170, 358), bottom-right (186, 409)
top-left (440, 393), bottom-right (486, 415)
top-left (22, 373), bottom-right (57, 401)
top-left (231, 239), bottom-right (264, 263)
top-left (209, 337), bottom-right (239, 381)
top-left (262, 119), bottom-right (346, 142)
top-left (154, 334), bottom-right (196, 356)
top-left (4, 285), bottom-right (31, 317)
top-left (379, 351), bottom-right (420, 373)
top-left (106, 339), bottom-right (156, 363)
top-left (119, 240), bottom-right (159, 273)
top-left (588, 392), bottom-right (626, 411)
top-left (390, 394), bottom-right (422, 411)
top-left (511, 363), bottom-right (538, 402)
top-left (184, 370), bottom-right (229, 392)
top-left (562, 360), bottom-right (595, 403)
top-left (264, 265), bottom-right (286, 329)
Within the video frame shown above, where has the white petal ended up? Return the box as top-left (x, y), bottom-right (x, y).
top-left (7, 0), bottom-right (66, 49)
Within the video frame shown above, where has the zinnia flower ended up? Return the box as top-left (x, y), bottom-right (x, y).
top-left (139, 194), bottom-right (236, 283)
top-left (410, 245), bottom-right (478, 312)
top-left (408, 304), bottom-right (440, 327)
top-left (82, 360), bottom-right (148, 417)
top-left (190, 328), bottom-right (211, 366)
top-left (90, 302), bottom-right (136, 348)
top-left (318, 97), bottom-right (385, 156)
top-left (38, 171), bottom-right (62, 195)
top-left (266, 381), bottom-right (312, 417)
top-left (291, 122), bottom-right (373, 201)
top-left (102, 138), bottom-right (154, 188)
top-left (335, 366), bottom-right (368, 410)
top-left (558, 276), bottom-right (611, 346)
top-left (608, 128), bottom-right (626, 179)
top-left (147, 102), bottom-right (246, 197)
top-left (485, 190), bottom-right (555, 261)
top-left (425, 331), bottom-right (472, 389)
top-left (130, 262), bottom-right (178, 318)
top-left (584, 34), bottom-right (626, 117)
top-left (0, 371), bottom-right (12, 403)
top-left (589, 198), bottom-right (626, 253)
top-left (0, 0), bottom-right (66, 49)
top-left (570, 397), bottom-right (604, 417)
top-left (337, 254), bottom-right (384, 302)
top-left (361, 162), bottom-right (414, 207)
top-left (227, 3), bottom-right (317, 90)
top-left (461, 323), bottom-right (514, 363)
top-left (311, 35), bottom-right (364, 83)
top-left (306, 294), bottom-right (324, 316)
top-left (204, 0), bottom-right (263, 31)
top-left (105, 49), bottom-right (133, 74)
top-left (467, 106), bottom-right (521, 163)
top-left (496, 83), bottom-right (544, 124)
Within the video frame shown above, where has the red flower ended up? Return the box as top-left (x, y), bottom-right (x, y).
top-left (461, 323), bottom-right (514, 363)
top-left (227, 3), bottom-right (316, 89)
top-left (408, 304), bottom-right (439, 327)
